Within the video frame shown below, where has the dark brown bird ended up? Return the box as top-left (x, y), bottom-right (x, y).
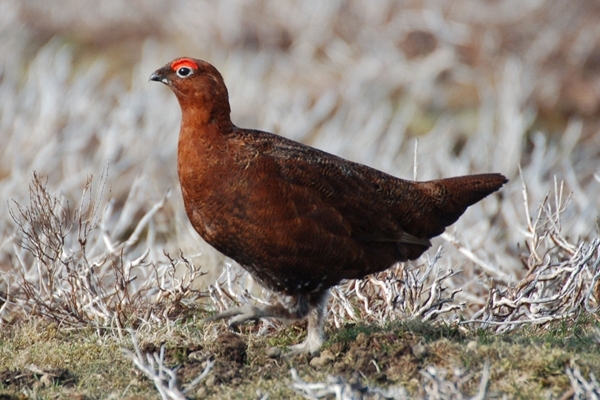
top-left (150, 58), bottom-right (507, 355)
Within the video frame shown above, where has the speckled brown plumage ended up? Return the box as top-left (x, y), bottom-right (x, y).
top-left (150, 58), bottom-right (508, 355)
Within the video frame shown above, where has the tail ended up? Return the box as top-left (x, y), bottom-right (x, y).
top-left (420, 173), bottom-right (507, 238)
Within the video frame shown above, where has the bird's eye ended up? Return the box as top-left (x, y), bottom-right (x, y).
top-left (176, 67), bottom-right (192, 78)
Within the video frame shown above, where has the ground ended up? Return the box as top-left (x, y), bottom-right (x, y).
top-left (0, 316), bottom-right (598, 399)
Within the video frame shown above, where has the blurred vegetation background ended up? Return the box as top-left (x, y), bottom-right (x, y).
top-left (1, 0), bottom-right (599, 315)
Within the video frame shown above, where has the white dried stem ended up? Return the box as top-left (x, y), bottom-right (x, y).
top-left (122, 328), bottom-right (213, 400)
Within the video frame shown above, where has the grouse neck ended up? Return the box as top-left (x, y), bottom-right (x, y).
top-left (178, 98), bottom-right (233, 135)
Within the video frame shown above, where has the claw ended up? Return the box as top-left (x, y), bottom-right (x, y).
top-left (203, 304), bottom-right (260, 326)
top-left (283, 327), bottom-right (324, 358)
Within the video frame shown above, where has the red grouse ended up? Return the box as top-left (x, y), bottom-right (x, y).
top-left (150, 58), bottom-right (507, 355)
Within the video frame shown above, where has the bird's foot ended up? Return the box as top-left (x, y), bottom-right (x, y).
top-left (205, 291), bottom-right (329, 357)
top-left (204, 303), bottom-right (262, 328)
top-left (283, 329), bottom-right (324, 358)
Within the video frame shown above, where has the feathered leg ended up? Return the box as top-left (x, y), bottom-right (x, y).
top-left (286, 289), bottom-right (330, 356)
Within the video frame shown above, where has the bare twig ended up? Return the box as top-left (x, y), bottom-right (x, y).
top-left (122, 328), bottom-right (214, 400)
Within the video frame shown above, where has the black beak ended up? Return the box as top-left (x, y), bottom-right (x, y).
top-left (149, 68), bottom-right (170, 84)
top-left (149, 72), bottom-right (162, 82)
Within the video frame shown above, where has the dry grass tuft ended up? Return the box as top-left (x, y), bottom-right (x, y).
top-left (464, 177), bottom-right (600, 332)
top-left (2, 173), bottom-right (209, 338)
